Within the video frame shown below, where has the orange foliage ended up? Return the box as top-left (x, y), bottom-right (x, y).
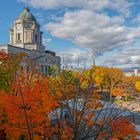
top-left (111, 118), bottom-right (139, 139)
top-left (0, 71), bottom-right (60, 139)
top-left (112, 87), bottom-right (127, 96)
top-left (0, 62), bottom-right (140, 140)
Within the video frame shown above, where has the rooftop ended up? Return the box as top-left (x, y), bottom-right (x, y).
top-left (16, 7), bottom-right (40, 26)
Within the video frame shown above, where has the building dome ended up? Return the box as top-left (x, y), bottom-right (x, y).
top-left (17, 7), bottom-right (40, 26)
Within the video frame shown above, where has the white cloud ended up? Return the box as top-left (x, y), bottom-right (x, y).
top-left (57, 48), bottom-right (93, 67)
top-left (18, 0), bottom-right (132, 16)
top-left (18, 0), bottom-right (140, 67)
top-left (18, 0), bottom-right (137, 58)
top-left (101, 46), bottom-right (140, 67)
top-left (45, 10), bottom-right (140, 57)
top-left (56, 46), bottom-right (140, 68)
top-left (132, 14), bottom-right (140, 26)
top-left (18, 0), bottom-right (85, 9)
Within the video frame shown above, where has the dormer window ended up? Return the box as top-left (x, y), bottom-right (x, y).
top-left (17, 33), bottom-right (21, 41)
top-left (35, 34), bottom-right (38, 42)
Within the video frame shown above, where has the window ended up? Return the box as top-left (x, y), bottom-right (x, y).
top-left (41, 65), bottom-right (44, 73)
top-left (48, 66), bottom-right (51, 75)
top-left (27, 66), bottom-right (30, 72)
top-left (26, 32), bottom-right (32, 43)
top-left (45, 65), bottom-right (48, 73)
top-left (20, 66), bottom-right (23, 71)
top-left (35, 34), bottom-right (38, 42)
top-left (17, 33), bottom-right (21, 41)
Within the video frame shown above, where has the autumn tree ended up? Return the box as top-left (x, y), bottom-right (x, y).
top-left (0, 52), bottom-right (139, 140)
top-left (89, 66), bottom-right (125, 102)
top-left (0, 51), bottom-right (25, 92)
top-left (90, 66), bottom-right (107, 92)
top-left (0, 71), bottom-right (59, 140)
top-left (135, 80), bottom-right (140, 92)
top-left (50, 70), bottom-right (139, 140)
top-left (112, 87), bottom-right (127, 97)
top-left (104, 68), bottom-right (125, 102)
top-left (111, 118), bottom-right (139, 139)
top-left (120, 76), bottom-right (140, 100)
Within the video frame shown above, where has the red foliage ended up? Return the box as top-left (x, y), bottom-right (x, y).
top-left (0, 72), bottom-right (60, 139)
top-left (111, 117), bottom-right (139, 139)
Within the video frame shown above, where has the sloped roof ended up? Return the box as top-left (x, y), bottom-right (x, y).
top-left (17, 7), bottom-right (40, 26)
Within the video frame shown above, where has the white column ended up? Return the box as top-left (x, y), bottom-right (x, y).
top-left (13, 23), bottom-right (17, 44)
top-left (9, 31), bottom-right (12, 44)
top-left (22, 24), bottom-right (25, 48)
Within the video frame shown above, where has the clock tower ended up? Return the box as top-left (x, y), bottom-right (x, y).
top-left (9, 7), bottom-right (45, 51)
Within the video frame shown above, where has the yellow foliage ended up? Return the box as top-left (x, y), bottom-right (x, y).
top-left (135, 81), bottom-right (140, 91)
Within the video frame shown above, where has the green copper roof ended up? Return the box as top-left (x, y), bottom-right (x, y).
top-left (17, 7), bottom-right (40, 26)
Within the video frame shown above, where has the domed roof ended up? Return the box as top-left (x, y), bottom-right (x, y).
top-left (17, 7), bottom-right (40, 26)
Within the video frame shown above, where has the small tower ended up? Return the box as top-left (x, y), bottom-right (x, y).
top-left (9, 7), bottom-right (45, 51)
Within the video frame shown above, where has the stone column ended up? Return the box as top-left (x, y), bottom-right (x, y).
top-left (13, 22), bottom-right (17, 44)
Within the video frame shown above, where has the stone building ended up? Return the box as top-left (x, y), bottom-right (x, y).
top-left (0, 7), bottom-right (61, 74)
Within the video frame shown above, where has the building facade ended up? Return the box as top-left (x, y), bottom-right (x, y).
top-left (0, 7), bottom-right (61, 74)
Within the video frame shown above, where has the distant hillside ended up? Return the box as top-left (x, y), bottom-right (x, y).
top-left (121, 67), bottom-right (140, 73)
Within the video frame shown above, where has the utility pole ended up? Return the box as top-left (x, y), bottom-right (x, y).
top-left (93, 58), bottom-right (95, 66)
top-left (77, 57), bottom-right (80, 70)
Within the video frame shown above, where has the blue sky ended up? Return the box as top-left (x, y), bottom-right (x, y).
top-left (1, 0), bottom-right (140, 68)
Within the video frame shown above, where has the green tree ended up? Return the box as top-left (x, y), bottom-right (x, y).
top-left (0, 51), bottom-right (23, 92)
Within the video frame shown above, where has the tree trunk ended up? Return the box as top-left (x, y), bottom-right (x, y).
top-left (20, 91), bottom-right (32, 140)
top-left (110, 87), bottom-right (113, 103)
